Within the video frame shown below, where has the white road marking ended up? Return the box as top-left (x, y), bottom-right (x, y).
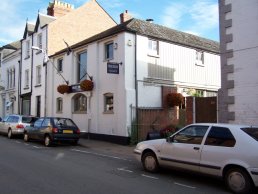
top-left (141, 174), bottom-right (159, 179)
top-left (71, 149), bottom-right (130, 161)
top-left (24, 143), bottom-right (29, 146)
top-left (117, 168), bottom-right (133, 173)
top-left (174, 182), bottom-right (196, 189)
top-left (33, 146), bottom-right (44, 149)
top-left (15, 141), bottom-right (21, 144)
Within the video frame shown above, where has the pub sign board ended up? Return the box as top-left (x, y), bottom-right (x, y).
top-left (107, 62), bottom-right (119, 74)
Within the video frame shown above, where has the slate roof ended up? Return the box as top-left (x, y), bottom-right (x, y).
top-left (0, 40), bottom-right (21, 58)
top-left (52, 18), bottom-right (219, 56)
top-left (23, 22), bottom-right (35, 39)
top-left (35, 13), bottom-right (56, 32)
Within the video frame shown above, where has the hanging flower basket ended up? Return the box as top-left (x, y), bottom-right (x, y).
top-left (57, 84), bottom-right (70, 94)
top-left (80, 79), bottom-right (94, 91)
top-left (167, 92), bottom-right (184, 107)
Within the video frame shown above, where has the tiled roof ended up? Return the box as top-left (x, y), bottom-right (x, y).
top-left (52, 18), bottom-right (219, 56)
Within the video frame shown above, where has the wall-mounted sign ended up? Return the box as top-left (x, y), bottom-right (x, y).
top-left (107, 62), bottom-right (119, 74)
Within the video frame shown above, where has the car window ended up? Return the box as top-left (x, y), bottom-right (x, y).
top-left (34, 119), bottom-right (44, 127)
top-left (22, 116), bottom-right (38, 124)
top-left (53, 118), bottom-right (77, 127)
top-left (3, 116), bottom-right (8, 122)
top-left (241, 127), bottom-right (258, 141)
top-left (7, 116), bottom-right (19, 123)
top-left (173, 126), bottom-right (209, 145)
top-left (42, 119), bottom-right (51, 127)
top-left (205, 126), bottom-right (236, 147)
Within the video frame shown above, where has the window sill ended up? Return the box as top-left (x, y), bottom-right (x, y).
top-left (195, 63), bottom-right (205, 67)
top-left (34, 84), bottom-right (42, 88)
top-left (103, 110), bottom-right (114, 114)
top-left (56, 111), bottom-right (63, 114)
top-left (24, 56), bottom-right (30, 60)
top-left (72, 111), bottom-right (87, 114)
top-left (104, 58), bottom-right (114, 62)
top-left (147, 53), bottom-right (159, 58)
top-left (36, 50), bottom-right (42, 55)
top-left (23, 86), bottom-right (29, 90)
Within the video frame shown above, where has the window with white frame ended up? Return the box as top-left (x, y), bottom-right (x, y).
top-left (36, 66), bottom-right (41, 85)
top-left (73, 93), bottom-right (87, 113)
top-left (148, 39), bottom-right (159, 56)
top-left (7, 69), bottom-right (9, 89)
top-left (77, 51), bottom-right (87, 82)
top-left (0, 53), bottom-right (2, 67)
top-left (25, 40), bottom-right (30, 58)
top-left (196, 50), bottom-right (204, 65)
top-left (56, 97), bottom-right (63, 113)
top-left (6, 68), bottom-right (15, 89)
top-left (37, 33), bottom-right (42, 49)
top-left (25, 69), bottom-right (29, 88)
top-left (104, 93), bottom-right (113, 113)
top-left (105, 42), bottom-right (113, 60)
top-left (57, 58), bottom-right (63, 72)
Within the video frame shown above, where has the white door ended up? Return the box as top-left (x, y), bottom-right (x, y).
top-left (160, 125), bottom-right (209, 172)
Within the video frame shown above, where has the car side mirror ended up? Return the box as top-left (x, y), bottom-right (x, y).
top-left (166, 136), bottom-right (173, 143)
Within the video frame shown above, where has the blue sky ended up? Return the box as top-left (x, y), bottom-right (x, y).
top-left (0, 0), bottom-right (219, 46)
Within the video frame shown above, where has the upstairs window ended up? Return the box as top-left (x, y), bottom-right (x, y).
top-left (148, 39), bottom-right (159, 56)
top-left (37, 33), bottom-right (42, 49)
top-left (57, 58), bottom-right (63, 72)
top-left (25, 40), bottom-right (30, 58)
top-left (36, 66), bottom-right (41, 85)
top-left (56, 97), bottom-right (63, 113)
top-left (77, 51), bottom-right (87, 82)
top-left (105, 42), bottom-right (114, 60)
top-left (196, 50), bottom-right (204, 66)
top-left (25, 69), bottom-right (29, 88)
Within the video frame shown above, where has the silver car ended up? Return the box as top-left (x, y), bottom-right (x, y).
top-left (134, 123), bottom-right (258, 194)
top-left (0, 114), bottom-right (38, 138)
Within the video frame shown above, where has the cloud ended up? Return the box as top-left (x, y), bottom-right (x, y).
top-left (161, 0), bottom-right (218, 39)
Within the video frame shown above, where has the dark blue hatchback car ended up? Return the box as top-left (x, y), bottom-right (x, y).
top-left (24, 117), bottom-right (80, 146)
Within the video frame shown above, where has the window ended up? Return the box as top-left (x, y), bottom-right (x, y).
top-left (73, 94), bottom-right (87, 113)
top-left (34, 118), bottom-right (43, 127)
top-left (54, 118), bottom-right (77, 127)
top-left (105, 42), bottom-right (113, 60)
top-left (56, 97), bottom-right (63, 113)
top-left (0, 52), bottom-right (2, 67)
top-left (173, 125), bottom-right (209, 144)
top-left (148, 39), bottom-right (159, 56)
top-left (37, 33), bottom-right (42, 49)
top-left (196, 50), bottom-right (204, 65)
top-left (36, 66), bottom-right (41, 85)
top-left (241, 127), bottom-right (258, 141)
top-left (42, 119), bottom-right (51, 127)
top-left (104, 93), bottom-right (113, 113)
top-left (77, 51), bottom-right (87, 82)
top-left (205, 127), bottom-right (236, 147)
top-left (57, 58), bottom-right (63, 72)
top-left (25, 40), bottom-right (30, 58)
top-left (25, 69), bottom-right (29, 88)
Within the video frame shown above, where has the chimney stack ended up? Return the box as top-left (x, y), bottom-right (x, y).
top-left (120, 10), bottom-right (132, 23)
top-left (47, 0), bottom-right (74, 18)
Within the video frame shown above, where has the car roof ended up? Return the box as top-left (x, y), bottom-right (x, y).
top-left (189, 123), bottom-right (252, 128)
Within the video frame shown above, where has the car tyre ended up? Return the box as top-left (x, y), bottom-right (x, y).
top-left (71, 140), bottom-right (78, 146)
top-left (24, 133), bottom-right (29, 142)
top-left (8, 129), bottom-right (13, 139)
top-left (44, 135), bottom-right (52, 147)
top-left (142, 152), bottom-right (159, 173)
top-left (225, 167), bottom-right (253, 194)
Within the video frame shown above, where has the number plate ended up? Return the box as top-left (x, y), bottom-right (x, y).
top-left (63, 130), bottom-right (73, 134)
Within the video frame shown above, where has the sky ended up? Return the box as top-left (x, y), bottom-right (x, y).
top-left (0, 0), bottom-right (219, 47)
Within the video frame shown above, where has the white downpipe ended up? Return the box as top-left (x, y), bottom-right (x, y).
top-left (193, 97), bottom-right (196, 123)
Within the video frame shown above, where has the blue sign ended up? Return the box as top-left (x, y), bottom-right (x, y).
top-left (107, 62), bottom-right (119, 74)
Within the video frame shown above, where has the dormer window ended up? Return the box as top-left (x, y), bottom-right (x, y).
top-left (148, 39), bottom-right (159, 56)
top-left (25, 40), bottom-right (30, 58)
top-left (37, 33), bottom-right (42, 49)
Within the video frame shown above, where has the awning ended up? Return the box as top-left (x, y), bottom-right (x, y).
top-left (6, 101), bottom-right (13, 107)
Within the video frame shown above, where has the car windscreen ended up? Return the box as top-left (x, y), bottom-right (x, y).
top-left (241, 127), bottom-right (258, 141)
top-left (22, 117), bottom-right (38, 124)
top-left (53, 118), bottom-right (77, 128)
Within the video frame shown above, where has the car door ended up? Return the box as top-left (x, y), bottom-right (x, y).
top-left (0, 116), bottom-right (9, 133)
top-left (200, 126), bottom-right (236, 176)
top-left (30, 119), bottom-right (44, 140)
top-left (160, 125), bottom-right (209, 172)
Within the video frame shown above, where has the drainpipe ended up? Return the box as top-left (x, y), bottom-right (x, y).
top-left (134, 33), bottom-right (139, 142)
top-left (18, 59), bottom-right (21, 114)
top-left (30, 35), bottom-right (34, 115)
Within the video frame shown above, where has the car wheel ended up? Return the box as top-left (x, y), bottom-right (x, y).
top-left (72, 140), bottom-right (78, 146)
top-left (225, 167), bottom-right (253, 194)
top-left (24, 133), bottom-right (29, 142)
top-left (8, 129), bottom-right (12, 139)
top-left (142, 152), bottom-right (159, 173)
top-left (44, 135), bottom-right (52, 147)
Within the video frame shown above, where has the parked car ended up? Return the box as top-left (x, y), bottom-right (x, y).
top-left (24, 117), bottom-right (80, 146)
top-left (0, 114), bottom-right (38, 138)
top-left (134, 123), bottom-right (258, 194)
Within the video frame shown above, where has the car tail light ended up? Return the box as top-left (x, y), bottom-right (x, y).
top-left (52, 128), bottom-right (58, 133)
top-left (16, 124), bottom-right (24, 129)
top-left (75, 129), bottom-right (80, 134)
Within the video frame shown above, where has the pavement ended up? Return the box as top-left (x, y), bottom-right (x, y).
top-left (78, 137), bottom-right (136, 159)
